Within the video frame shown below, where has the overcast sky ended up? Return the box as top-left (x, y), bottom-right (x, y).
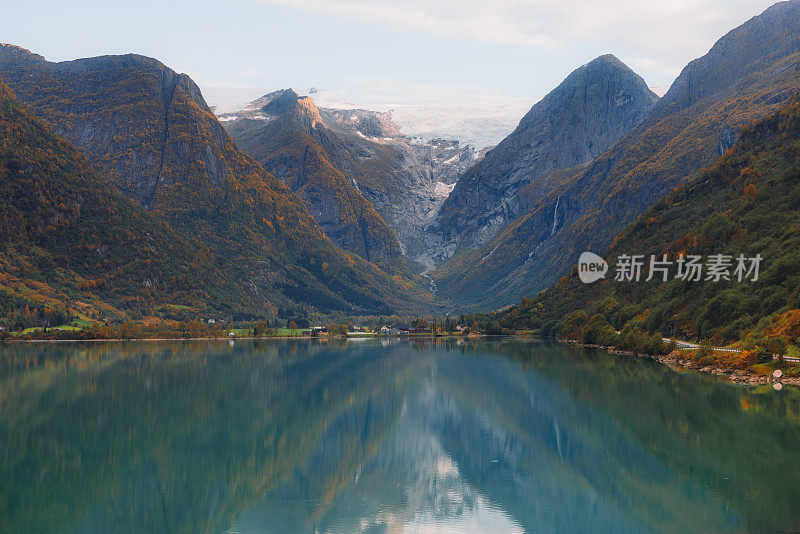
top-left (1, 0), bottom-right (778, 106)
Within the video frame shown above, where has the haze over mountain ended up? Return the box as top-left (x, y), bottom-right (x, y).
top-left (0, 44), bottom-right (428, 318)
top-left (432, 0), bottom-right (800, 311)
top-left (206, 85), bottom-right (535, 150)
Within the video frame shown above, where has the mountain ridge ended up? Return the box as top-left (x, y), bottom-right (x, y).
top-left (0, 45), bottom-right (429, 317)
top-left (223, 88), bottom-right (480, 271)
top-left (223, 88), bottom-right (410, 275)
top-left (431, 1), bottom-right (800, 311)
top-left (497, 91), bottom-right (800, 346)
top-left (433, 53), bottom-right (659, 257)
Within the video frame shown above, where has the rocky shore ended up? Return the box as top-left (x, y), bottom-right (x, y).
top-left (564, 340), bottom-right (799, 387)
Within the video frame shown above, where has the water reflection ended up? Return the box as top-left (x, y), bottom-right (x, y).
top-left (0, 339), bottom-right (798, 533)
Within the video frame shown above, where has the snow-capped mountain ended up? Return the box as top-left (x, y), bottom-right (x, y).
top-left (203, 86), bottom-right (532, 149)
top-left (216, 88), bottom-right (483, 271)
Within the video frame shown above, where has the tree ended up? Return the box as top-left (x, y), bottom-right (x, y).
top-left (253, 321), bottom-right (268, 337)
top-left (765, 337), bottom-right (788, 365)
top-left (580, 314), bottom-right (616, 346)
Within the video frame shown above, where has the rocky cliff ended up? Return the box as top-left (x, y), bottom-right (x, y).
top-left (222, 89), bottom-right (409, 275)
top-left (0, 45), bottom-right (427, 316)
top-left (432, 1), bottom-right (800, 311)
top-left (434, 54), bottom-right (658, 256)
top-left (222, 91), bottom-right (481, 271)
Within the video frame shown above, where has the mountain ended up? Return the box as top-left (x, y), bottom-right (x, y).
top-left (0, 45), bottom-right (427, 318)
top-left (222, 89), bottom-right (481, 270)
top-left (0, 81), bottom-right (231, 325)
top-left (432, 1), bottom-right (800, 310)
top-left (499, 92), bottom-right (800, 346)
top-left (203, 86), bottom-right (534, 149)
top-left (434, 54), bottom-right (658, 257)
top-left (222, 89), bottom-right (409, 275)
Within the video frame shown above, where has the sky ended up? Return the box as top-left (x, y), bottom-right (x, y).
top-left (0, 0), bottom-right (779, 107)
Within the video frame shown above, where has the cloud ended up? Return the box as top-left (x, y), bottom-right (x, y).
top-left (241, 67), bottom-right (262, 79)
top-left (256, 0), bottom-right (562, 48)
top-left (255, 0), bottom-right (776, 71)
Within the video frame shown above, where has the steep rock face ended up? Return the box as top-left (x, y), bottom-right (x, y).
top-left (0, 45), bottom-right (425, 316)
top-left (0, 46), bottom-right (226, 210)
top-left (500, 93), bottom-right (800, 344)
top-left (223, 92), bottom-right (480, 270)
top-left (435, 55), bottom-right (658, 255)
top-left (223, 90), bottom-right (409, 275)
top-left (0, 82), bottom-right (227, 320)
top-left (311, 124), bottom-right (480, 269)
top-left (432, 1), bottom-right (800, 311)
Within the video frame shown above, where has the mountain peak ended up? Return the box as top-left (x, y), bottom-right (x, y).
top-left (435, 55), bottom-right (657, 253)
top-left (258, 88), bottom-right (299, 114)
top-left (586, 53), bottom-right (624, 67)
top-left (0, 47), bottom-right (211, 115)
top-left (255, 88), bottom-right (324, 128)
top-left (555, 54), bottom-right (657, 102)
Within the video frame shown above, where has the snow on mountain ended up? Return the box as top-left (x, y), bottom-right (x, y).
top-left (203, 86), bottom-right (534, 149)
top-left (200, 86), bottom-right (270, 114)
top-left (296, 87), bottom-right (359, 109)
top-left (384, 100), bottom-right (536, 149)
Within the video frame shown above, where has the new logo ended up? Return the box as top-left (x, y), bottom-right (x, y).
top-left (578, 252), bottom-right (608, 284)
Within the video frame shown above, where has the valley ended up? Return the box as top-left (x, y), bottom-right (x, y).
top-left (6, 3), bottom-right (800, 533)
top-left (2, 2), bottom-right (800, 372)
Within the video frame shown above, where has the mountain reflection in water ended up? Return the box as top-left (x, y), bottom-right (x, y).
top-left (1, 338), bottom-right (798, 533)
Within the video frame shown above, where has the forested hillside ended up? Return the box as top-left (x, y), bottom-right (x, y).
top-left (0, 82), bottom-right (228, 328)
top-left (432, 1), bottom-right (800, 311)
top-left (498, 94), bottom-right (800, 348)
top-left (0, 45), bottom-right (429, 320)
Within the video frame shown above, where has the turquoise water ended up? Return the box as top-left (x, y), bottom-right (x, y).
top-left (1, 338), bottom-right (798, 533)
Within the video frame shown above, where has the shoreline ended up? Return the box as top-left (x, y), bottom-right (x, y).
top-left (5, 334), bottom-right (796, 387)
top-left (1, 333), bottom-right (479, 344)
top-left (563, 339), bottom-right (799, 387)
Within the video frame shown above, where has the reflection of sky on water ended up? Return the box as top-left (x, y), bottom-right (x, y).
top-left (231, 343), bottom-right (734, 533)
top-left (2, 339), bottom-right (799, 533)
top-left (234, 398), bottom-right (525, 534)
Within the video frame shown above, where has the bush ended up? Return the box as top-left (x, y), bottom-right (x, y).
top-left (581, 314), bottom-right (616, 346)
top-left (764, 337), bottom-right (788, 362)
top-left (560, 310), bottom-right (589, 340)
top-left (641, 333), bottom-right (666, 355)
top-left (754, 345), bottom-right (772, 364)
top-left (696, 340), bottom-right (713, 360)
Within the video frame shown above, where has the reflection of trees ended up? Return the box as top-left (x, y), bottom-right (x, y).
top-left (3, 339), bottom-right (800, 533)
top-left (483, 340), bottom-right (800, 532)
top-left (244, 339), bottom-right (800, 533)
top-left (0, 340), bottom-right (420, 533)
top-left (424, 344), bottom-right (726, 532)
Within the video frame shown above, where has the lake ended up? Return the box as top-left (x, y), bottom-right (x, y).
top-left (0, 338), bottom-right (798, 533)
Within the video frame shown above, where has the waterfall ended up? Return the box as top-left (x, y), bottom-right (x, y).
top-left (550, 196), bottom-right (561, 236)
